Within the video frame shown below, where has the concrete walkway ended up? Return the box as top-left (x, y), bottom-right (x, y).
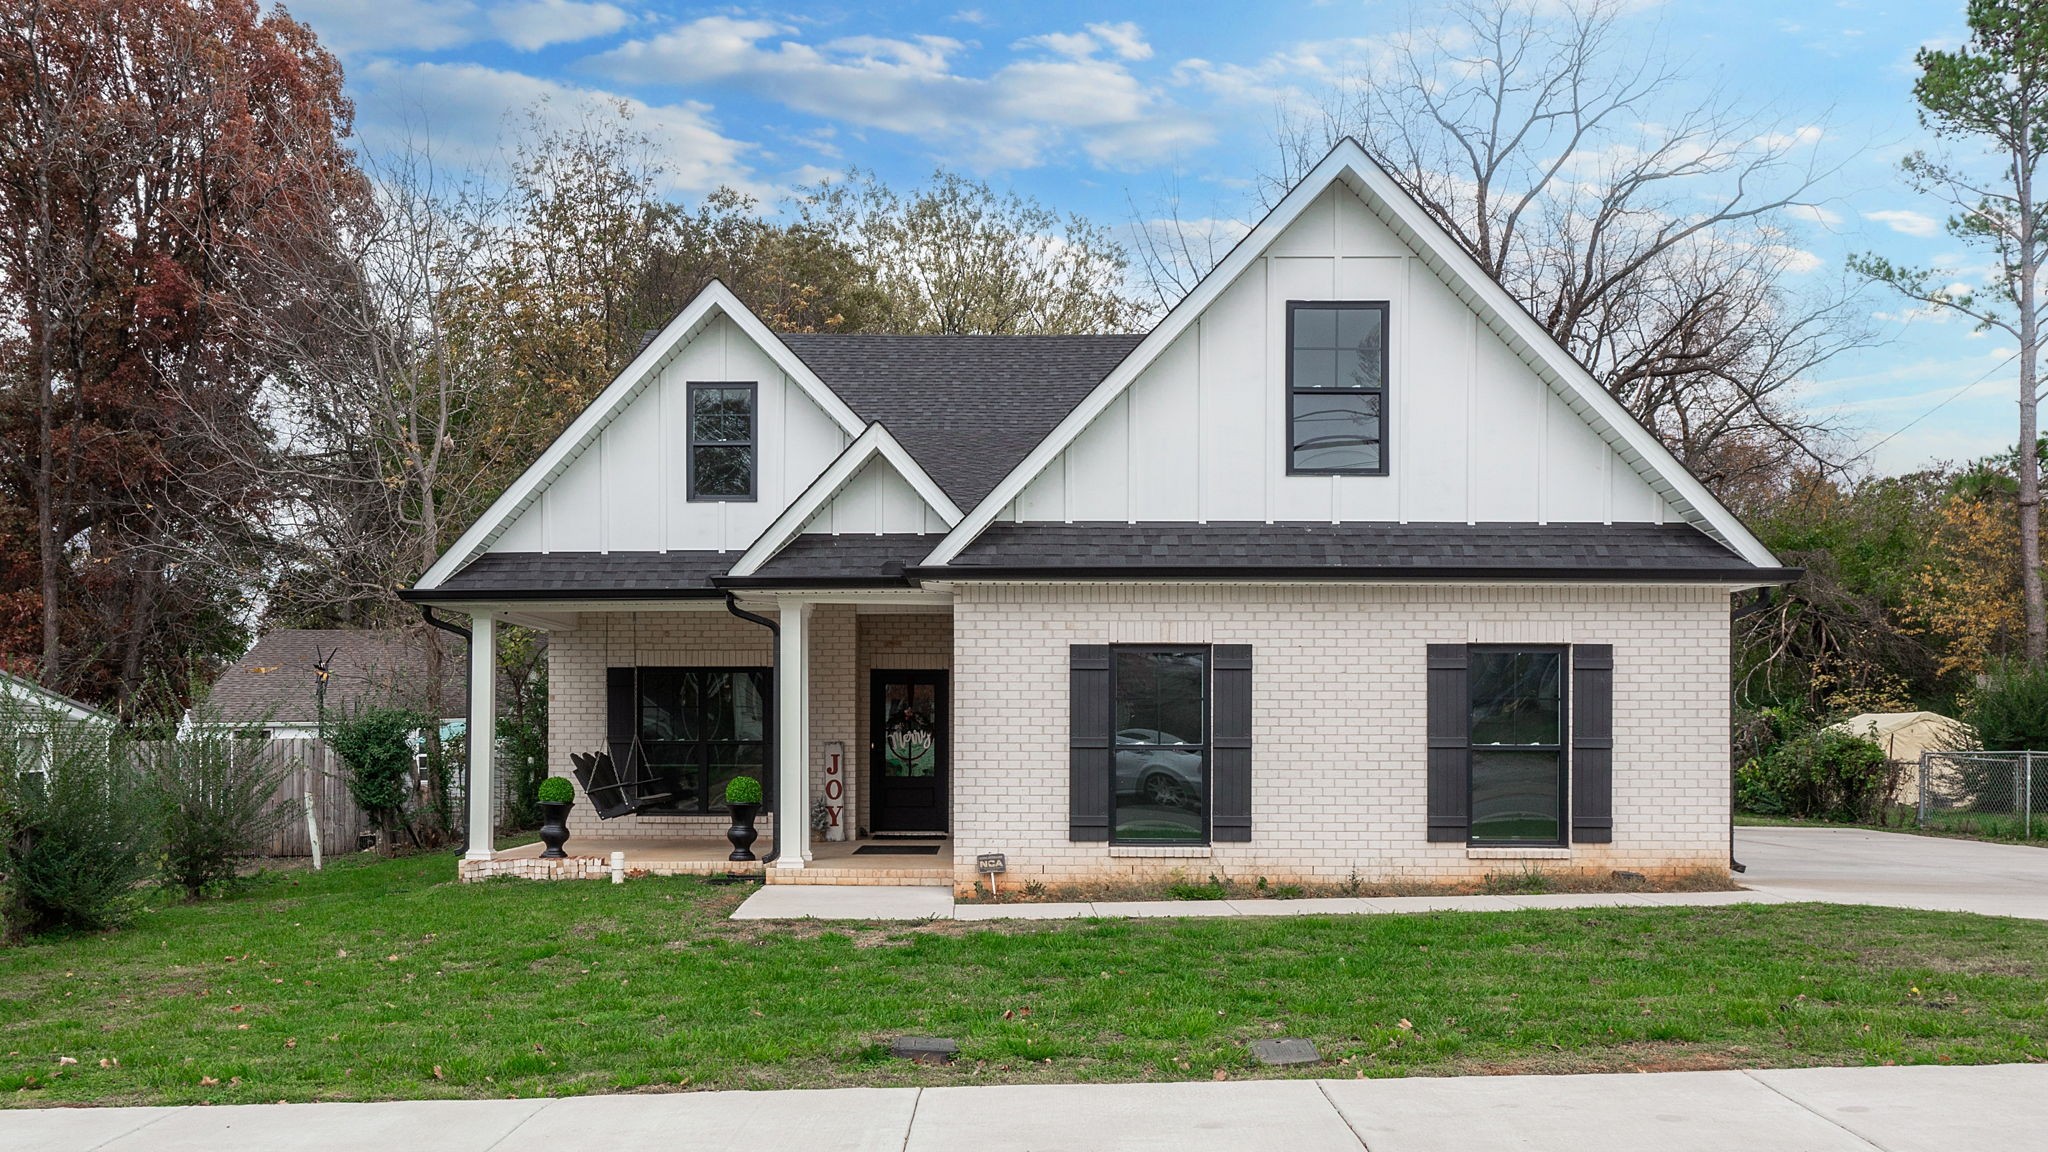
top-left (732, 827), bottom-right (2048, 921)
top-left (5, 1064), bottom-right (2041, 1151)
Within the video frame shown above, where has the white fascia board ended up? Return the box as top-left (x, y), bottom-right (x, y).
top-left (922, 139), bottom-right (1781, 570)
top-left (415, 281), bottom-right (867, 590)
top-left (727, 422), bottom-right (963, 578)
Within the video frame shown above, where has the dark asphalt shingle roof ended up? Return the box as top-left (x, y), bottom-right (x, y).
top-left (933, 522), bottom-right (1785, 579)
top-left (425, 551), bottom-right (733, 598)
top-left (779, 333), bottom-right (1144, 507)
top-left (208, 629), bottom-right (460, 725)
top-left (744, 533), bottom-right (936, 582)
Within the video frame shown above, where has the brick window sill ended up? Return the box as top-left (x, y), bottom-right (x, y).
top-left (1467, 847), bottom-right (1572, 860)
top-left (1108, 845), bottom-right (1213, 858)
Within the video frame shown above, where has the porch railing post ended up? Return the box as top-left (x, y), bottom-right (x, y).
top-left (776, 599), bottom-right (812, 869)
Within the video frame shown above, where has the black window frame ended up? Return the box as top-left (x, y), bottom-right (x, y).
top-left (1285, 300), bottom-right (1390, 477)
top-left (686, 381), bottom-right (758, 502)
top-left (1466, 644), bottom-right (1570, 847)
top-left (634, 665), bottom-right (772, 816)
top-left (1107, 644), bottom-right (1213, 847)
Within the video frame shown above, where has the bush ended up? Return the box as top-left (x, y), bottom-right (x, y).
top-left (499, 713), bottom-right (548, 829)
top-left (1736, 727), bottom-right (1892, 822)
top-left (1967, 659), bottom-right (2048, 752)
top-left (724, 775), bottom-right (763, 807)
top-left (1, 712), bottom-right (157, 934)
top-left (536, 776), bottom-right (574, 805)
top-left (138, 710), bottom-right (287, 900)
top-left (328, 706), bottom-right (429, 851)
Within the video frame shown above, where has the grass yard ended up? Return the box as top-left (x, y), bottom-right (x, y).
top-left (1736, 811), bottom-right (2048, 845)
top-left (2, 852), bottom-right (2045, 1107)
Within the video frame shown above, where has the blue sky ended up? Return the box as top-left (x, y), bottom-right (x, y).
top-left (284, 0), bottom-right (2023, 476)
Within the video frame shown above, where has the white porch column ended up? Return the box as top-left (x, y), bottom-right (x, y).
top-left (776, 599), bottom-right (812, 869)
top-left (465, 611), bottom-right (497, 862)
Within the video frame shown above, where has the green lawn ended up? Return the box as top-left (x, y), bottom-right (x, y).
top-left (1736, 811), bottom-right (2048, 845)
top-left (2, 852), bottom-right (2045, 1107)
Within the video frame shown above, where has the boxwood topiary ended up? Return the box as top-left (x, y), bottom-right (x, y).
top-left (536, 776), bottom-right (575, 805)
top-left (724, 775), bottom-right (764, 807)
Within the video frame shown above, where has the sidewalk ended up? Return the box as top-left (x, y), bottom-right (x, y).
top-left (5, 1064), bottom-right (2040, 1151)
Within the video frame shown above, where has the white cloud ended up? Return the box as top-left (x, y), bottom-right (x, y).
top-left (288, 0), bottom-right (628, 56)
top-left (1864, 208), bottom-right (1941, 238)
top-left (488, 0), bottom-right (632, 52)
top-left (353, 60), bottom-right (758, 195)
top-left (1785, 203), bottom-right (1845, 228)
top-left (585, 16), bottom-right (1206, 170)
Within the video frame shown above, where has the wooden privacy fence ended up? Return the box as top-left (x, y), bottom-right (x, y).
top-left (260, 737), bottom-right (369, 857)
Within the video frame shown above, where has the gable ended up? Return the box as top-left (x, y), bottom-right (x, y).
top-left (1007, 185), bottom-right (1662, 526)
top-left (927, 140), bottom-right (1780, 570)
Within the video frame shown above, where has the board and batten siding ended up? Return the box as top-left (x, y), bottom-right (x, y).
top-left (491, 315), bottom-right (852, 555)
top-left (799, 456), bottom-right (952, 536)
top-left (1005, 185), bottom-right (1665, 526)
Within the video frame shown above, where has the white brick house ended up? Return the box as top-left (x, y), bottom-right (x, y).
top-left (405, 140), bottom-right (1796, 890)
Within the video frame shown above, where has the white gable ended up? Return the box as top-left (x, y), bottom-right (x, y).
top-left (928, 141), bottom-right (1779, 568)
top-left (491, 314), bottom-right (851, 555)
top-left (803, 455), bottom-right (954, 536)
top-left (1007, 185), bottom-right (1663, 526)
top-left (727, 423), bottom-right (961, 577)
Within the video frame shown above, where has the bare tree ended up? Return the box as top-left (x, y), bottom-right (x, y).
top-left (1230, 0), bottom-right (1867, 497)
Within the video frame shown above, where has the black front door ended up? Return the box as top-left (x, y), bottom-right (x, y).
top-left (870, 670), bottom-right (947, 833)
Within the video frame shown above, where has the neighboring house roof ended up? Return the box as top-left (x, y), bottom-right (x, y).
top-left (777, 333), bottom-right (1144, 508)
top-left (0, 669), bottom-right (112, 724)
top-left (920, 523), bottom-right (1792, 581)
top-left (206, 629), bottom-right (461, 726)
top-left (1826, 712), bottom-right (1978, 761)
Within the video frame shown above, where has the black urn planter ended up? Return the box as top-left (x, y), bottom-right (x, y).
top-left (537, 800), bottom-right (574, 858)
top-left (726, 803), bottom-right (761, 861)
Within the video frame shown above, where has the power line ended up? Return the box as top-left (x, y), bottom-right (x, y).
top-left (1844, 351), bottom-right (2017, 466)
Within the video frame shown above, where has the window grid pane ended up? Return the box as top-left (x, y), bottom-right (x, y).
top-left (689, 383), bottom-right (755, 499)
top-left (1467, 648), bottom-right (1567, 845)
top-left (1289, 303), bottom-right (1386, 473)
top-left (1112, 648), bottom-right (1209, 845)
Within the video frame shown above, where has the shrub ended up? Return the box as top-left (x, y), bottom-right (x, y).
top-left (536, 776), bottom-right (574, 805)
top-left (724, 775), bottom-right (763, 807)
top-left (1, 712), bottom-right (157, 934)
top-left (1966, 659), bottom-right (2048, 752)
top-left (1736, 727), bottom-right (1892, 822)
top-left (499, 713), bottom-right (548, 829)
top-left (328, 706), bottom-right (429, 851)
top-left (137, 707), bottom-right (287, 900)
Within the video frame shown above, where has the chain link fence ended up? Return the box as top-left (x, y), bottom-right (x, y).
top-left (1917, 751), bottom-right (2046, 840)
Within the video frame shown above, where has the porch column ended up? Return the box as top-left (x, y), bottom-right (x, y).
top-left (466, 611), bottom-right (497, 862)
top-left (776, 599), bottom-right (812, 869)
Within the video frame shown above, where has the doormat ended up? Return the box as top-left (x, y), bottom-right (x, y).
top-left (854, 845), bottom-right (941, 855)
top-left (869, 832), bottom-right (947, 840)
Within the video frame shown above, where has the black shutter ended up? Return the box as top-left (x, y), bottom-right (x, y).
top-left (1069, 646), bottom-right (1112, 841)
top-left (1211, 645), bottom-right (1253, 842)
top-left (1572, 644), bottom-right (1614, 844)
top-left (1426, 644), bottom-right (1470, 842)
top-left (605, 667), bottom-right (637, 771)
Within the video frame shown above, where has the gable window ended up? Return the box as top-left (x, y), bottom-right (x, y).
top-left (1287, 301), bottom-right (1388, 475)
top-left (635, 668), bottom-right (770, 814)
top-left (688, 382), bottom-right (756, 500)
top-left (1468, 647), bottom-right (1567, 845)
top-left (1111, 647), bottom-right (1210, 844)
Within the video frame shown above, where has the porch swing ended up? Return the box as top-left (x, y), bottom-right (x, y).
top-left (569, 612), bottom-right (678, 819)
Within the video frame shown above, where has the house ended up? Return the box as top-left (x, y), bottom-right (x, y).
top-left (0, 669), bottom-right (114, 777)
top-left (403, 140), bottom-right (1798, 890)
top-left (205, 629), bottom-right (463, 737)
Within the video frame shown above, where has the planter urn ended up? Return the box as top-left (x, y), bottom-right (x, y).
top-left (726, 802), bottom-right (761, 861)
top-left (537, 800), bottom-right (574, 858)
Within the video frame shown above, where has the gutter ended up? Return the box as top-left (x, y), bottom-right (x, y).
top-left (723, 592), bottom-right (782, 866)
top-left (419, 607), bottom-right (476, 856)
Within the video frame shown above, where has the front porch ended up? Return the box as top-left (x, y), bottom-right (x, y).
top-left (463, 836), bottom-right (955, 886)
top-left (451, 592), bottom-right (958, 886)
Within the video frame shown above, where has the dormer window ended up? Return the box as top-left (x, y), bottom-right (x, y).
top-left (688, 382), bottom-right (756, 500)
top-left (1286, 301), bottom-right (1387, 475)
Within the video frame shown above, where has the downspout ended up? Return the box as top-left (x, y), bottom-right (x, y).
top-left (421, 606), bottom-right (474, 855)
top-left (725, 592), bottom-right (781, 864)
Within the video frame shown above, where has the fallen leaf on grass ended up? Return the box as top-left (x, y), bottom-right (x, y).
top-left (56, 1057), bottom-right (77, 1066)
top-left (200, 1076), bottom-right (219, 1087)
top-left (432, 1066), bottom-right (444, 1080)
top-left (1213, 1069), bottom-right (1228, 1081)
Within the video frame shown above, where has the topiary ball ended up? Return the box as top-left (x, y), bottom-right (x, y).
top-left (536, 776), bottom-right (576, 805)
top-left (724, 775), bottom-right (764, 807)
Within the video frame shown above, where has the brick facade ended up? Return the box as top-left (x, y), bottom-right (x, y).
top-left (536, 584), bottom-right (1731, 888)
top-left (950, 582), bottom-right (1733, 889)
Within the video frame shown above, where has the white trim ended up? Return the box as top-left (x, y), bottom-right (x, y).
top-left (416, 281), bottom-right (867, 590)
top-left (922, 140), bottom-right (1781, 570)
top-left (727, 423), bottom-right (964, 578)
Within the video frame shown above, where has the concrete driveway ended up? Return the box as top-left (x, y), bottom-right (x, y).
top-left (1736, 826), bottom-right (2048, 920)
